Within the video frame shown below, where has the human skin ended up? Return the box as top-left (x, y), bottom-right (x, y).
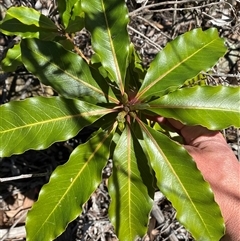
top-left (156, 117), bottom-right (240, 241)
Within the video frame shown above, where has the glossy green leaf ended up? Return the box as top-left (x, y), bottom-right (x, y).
top-left (82, 0), bottom-right (130, 94)
top-left (57, 0), bottom-right (84, 32)
top-left (0, 7), bottom-right (58, 40)
top-left (109, 125), bottom-right (153, 240)
top-left (26, 128), bottom-right (113, 241)
top-left (148, 86), bottom-right (240, 129)
top-left (66, 2), bottom-right (85, 33)
top-left (66, 15), bottom-right (84, 33)
top-left (0, 96), bottom-right (113, 157)
top-left (89, 63), bottom-right (118, 102)
top-left (136, 28), bottom-right (227, 101)
top-left (137, 121), bottom-right (225, 241)
top-left (57, 0), bottom-right (78, 27)
top-left (125, 43), bottom-right (146, 94)
top-left (2, 7), bottom-right (57, 28)
top-left (53, 36), bottom-right (75, 51)
top-left (21, 38), bottom-right (118, 103)
top-left (1, 42), bottom-right (22, 72)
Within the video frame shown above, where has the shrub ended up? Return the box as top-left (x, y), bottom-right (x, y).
top-left (0, 0), bottom-right (239, 240)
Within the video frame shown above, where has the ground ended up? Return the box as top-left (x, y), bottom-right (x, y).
top-left (0, 0), bottom-right (239, 240)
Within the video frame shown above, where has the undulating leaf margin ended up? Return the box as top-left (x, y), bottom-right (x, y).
top-left (135, 119), bottom-right (225, 241)
top-left (109, 124), bottom-right (153, 240)
top-left (20, 38), bottom-right (119, 103)
top-left (26, 126), bottom-right (116, 241)
top-left (0, 6), bottom-right (59, 40)
top-left (135, 28), bottom-right (227, 101)
top-left (147, 86), bottom-right (240, 129)
top-left (0, 96), bottom-right (115, 157)
top-left (82, 0), bottom-right (130, 94)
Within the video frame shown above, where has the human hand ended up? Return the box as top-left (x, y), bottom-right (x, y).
top-left (155, 117), bottom-right (240, 241)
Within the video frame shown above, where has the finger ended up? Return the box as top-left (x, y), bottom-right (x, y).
top-left (185, 144), bottom-right (240, 241)
top-left (180, 125), bottom-right (219, 145)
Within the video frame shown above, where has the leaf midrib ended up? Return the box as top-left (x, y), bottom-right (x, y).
top-left (137, 37), bottom-right (218, 99)
top-left (26, 43), bottom-right (119, 104)
top-left (100, 0), bottom-right (124, 94)
top-left (149, 105), bottom-right (239, 112)
top-left (137, 119), bottom-right (211, 234)
top-left (0, 109), bottom-right (112, 134)
top-left (127, 125), bottom-right (132, 237)
top-left (31, 130), bottom-right (112, 240)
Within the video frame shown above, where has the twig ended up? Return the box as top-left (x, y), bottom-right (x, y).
top-left (6, 207), bottom-right (30, 226)
top-left (202, 72), bottom-right (240, 79)
top-left (0, 226), bottom-right (26, 240)
top-left (0, 172), bottom-right (49, 182)
top-left (136, 16), bottom-right (172, 40)
top-left (140, 2), bottom-right (223, 14)
top-left (0, 209), bottom-right (29, 240)
top-left (173, 0), bottom-right (178, 26)
top-left (127, 25), bottom-right (162, 50)
top-left (129, 0), bottom-right (206, 16)
top-left (202, 11), bottom-right (232, 26)
top-left (65, 33), bottom-right (90, 64)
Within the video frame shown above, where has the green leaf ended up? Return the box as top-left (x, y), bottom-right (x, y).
top-left (57, 0), bottom-right (78, 27)
top-left (66, 15), bottom-right (84, 33)
top-left (3, 7), bottom-right (57, 29)
top-left (136, 28), bottom-right (227, 101)
top-left (125, 43), bottom-right (146, 94)
top-left (1, 42), bottom-right (22, 72)
top-left (137, 121), bottom-right (225, 241)
top-left (53, 36), bottom-right (75, 50)
top-left (57, 0), bottom-right (85, 32)
top-left (148, 86), bottom-right (240, 129)
top-left (66, 2), bottom-right (85, 33)
top-left (26, 128), bottom-right (113, 241)
top-left (89, 63), bottom-right (119, 102)
top-left (0, 7), bottom-right (58, 40)
top-left (21, 38), bottom-right (118, 103)
top-left (0, 96), bottom-right (113, 157)
top-left (82, 0), bottom-right (130, 94)
top-left (109, 125), bottom-right (153, 240)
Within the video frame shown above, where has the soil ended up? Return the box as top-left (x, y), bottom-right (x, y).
top-left (0, 0), bottom-right (239, 241)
